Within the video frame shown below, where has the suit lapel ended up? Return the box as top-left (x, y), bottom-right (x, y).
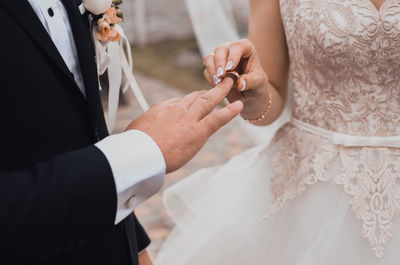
top-left (1, 0), bottom-right (108, 139)
top-left (0, 0), bottom-right (77, 87)
top-left (62, 0), bottom-right (109, 138)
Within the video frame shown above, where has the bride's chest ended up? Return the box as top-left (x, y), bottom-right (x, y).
top-left (279, 0), bottom-right (400, 79)
top-left (280, 0), bottom-right (400, 50)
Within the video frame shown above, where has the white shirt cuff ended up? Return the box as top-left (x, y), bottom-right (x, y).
top-left (95, 130), bottom-right (166, 224)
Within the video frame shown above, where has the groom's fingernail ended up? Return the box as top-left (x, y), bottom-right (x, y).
top-left (222, 77), bottom-right (233, 84)
top-left (225, 60), bottom-right (233, 71)
top-left (217, 67), bottom-right (224, 77)
top-left (233, 100), bottom-right (244, 108)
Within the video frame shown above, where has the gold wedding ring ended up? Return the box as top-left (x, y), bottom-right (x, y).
top-left (222, 71), bottom-right (240, 86)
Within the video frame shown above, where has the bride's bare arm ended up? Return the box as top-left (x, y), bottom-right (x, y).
top-left (203, 0), bottom-right (289, 125)
top-left (248, 0), bottom-right (289, 125)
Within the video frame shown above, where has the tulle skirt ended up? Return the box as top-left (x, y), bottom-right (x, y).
top-left (155, 122), bottom-right (400, 265)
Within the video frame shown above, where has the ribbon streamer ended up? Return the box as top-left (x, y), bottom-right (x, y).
top-left (92, 21), bottom-right (150, 132)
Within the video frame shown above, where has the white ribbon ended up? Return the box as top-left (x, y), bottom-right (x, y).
top-left (291, 118), bottom-right (400, 148)
top-left (92, 22), bottom-right (150, 132)
top-left (79, 4), bottom-right (86, 15)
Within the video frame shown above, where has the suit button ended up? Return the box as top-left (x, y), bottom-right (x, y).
top-left (77, 238), bottom-right (90, 249)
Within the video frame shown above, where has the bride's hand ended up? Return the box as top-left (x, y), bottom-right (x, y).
top-left (203, 39), bottom-right (269, 103)
top-left (139, 250), bottom-right (153, 265)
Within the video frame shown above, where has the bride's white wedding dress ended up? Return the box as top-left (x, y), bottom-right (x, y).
top-left (155, 0), bottom-right (400, 264)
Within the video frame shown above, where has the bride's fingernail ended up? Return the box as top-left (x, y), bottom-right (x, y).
top-left (214, 75), bottom-right (222, 85)
top-left (241, 80), bottom-right (246, 91)
top-left (225, 60), bottom-right (233, 71)
top-left (217, 67), bottom-right (224, 77)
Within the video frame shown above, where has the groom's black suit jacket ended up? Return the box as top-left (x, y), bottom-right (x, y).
top-left (0, 0), bottom-right (150, 264)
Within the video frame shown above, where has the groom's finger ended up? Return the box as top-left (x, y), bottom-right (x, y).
top-left (199, 100), bottom-right (243, 137)
top-left (181, 90), bottom-right (207, 108)
top-left (190, 78), bottom-right (234, 121)
top-left (165, 97), bottom-right (183, 104)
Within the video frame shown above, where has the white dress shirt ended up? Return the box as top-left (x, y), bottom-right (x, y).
top-left (28, 0), bottom-right (166, 224)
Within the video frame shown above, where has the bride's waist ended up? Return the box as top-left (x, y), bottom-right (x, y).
top-left (290, 119), bottom-right (400, 148)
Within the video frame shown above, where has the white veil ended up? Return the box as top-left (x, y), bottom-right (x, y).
top-left (185, 0), bottom-right (291, 145)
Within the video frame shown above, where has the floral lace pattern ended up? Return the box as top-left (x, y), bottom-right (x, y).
top-left (280, 0), bottom-right (400, 136)
top-left (270, 125), bottom-right (338, 212)
top-left (272, 0), bottom-right (400, 258)
top-left (270, 125), bottom-right (400, 258)
top-left (336, 148), bottom-right (400, 258)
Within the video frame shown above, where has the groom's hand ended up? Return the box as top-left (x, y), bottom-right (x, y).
top-left (126, 78), bottom-right (243, 173)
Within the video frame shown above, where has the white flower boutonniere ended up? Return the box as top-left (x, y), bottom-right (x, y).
top-left (83, 0), bottom-right (124, 43)
top-left (80, 0), bottom-right (149, 133)
top-left (83, 0), bottom-right (112, 15)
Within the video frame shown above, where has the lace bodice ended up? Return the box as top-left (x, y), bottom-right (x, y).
top-left (280, 0), bottom-right (400, 136)
top-left (270, 0), bottom-right (400, 258)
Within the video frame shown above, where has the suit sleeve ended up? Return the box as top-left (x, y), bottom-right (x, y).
top-left (0, 146), bottom-right (117, 255)
top-left (134, 213), bottom-right (151, 252)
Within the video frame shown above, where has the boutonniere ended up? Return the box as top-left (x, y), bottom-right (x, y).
top-left (83, 0), bottom-right (124, 43)
top-left (80, 0), bottom-right (149, 133)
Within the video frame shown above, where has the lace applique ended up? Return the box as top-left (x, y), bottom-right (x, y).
top-left (270, 125), bottom-right (338, 213)
top-left (269, 125), bottom-right (400, 257)
top-left (335, 148), bottom-right (400, 258)
top-left (273, 0), bottom-right (400, 258)
top-left (279, 0), bottom-right (400, 136)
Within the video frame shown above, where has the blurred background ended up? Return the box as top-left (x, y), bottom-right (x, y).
top-left (102, 0), bottom-right (285, 259)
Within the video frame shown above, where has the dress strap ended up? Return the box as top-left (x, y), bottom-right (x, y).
top-left (291, 118), bottom-right (400, 148)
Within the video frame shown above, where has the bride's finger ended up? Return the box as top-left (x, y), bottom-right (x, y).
top-left (226, 39), bottom-right (255, 71)
top-left (203, 69), bottom-right (214, 86)
top-left (214, 43), bottom-right (230, 78)
top-left (236, 70), bottom-right (266, 92)
top-left (204, 54), bottom-right (220, 85)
